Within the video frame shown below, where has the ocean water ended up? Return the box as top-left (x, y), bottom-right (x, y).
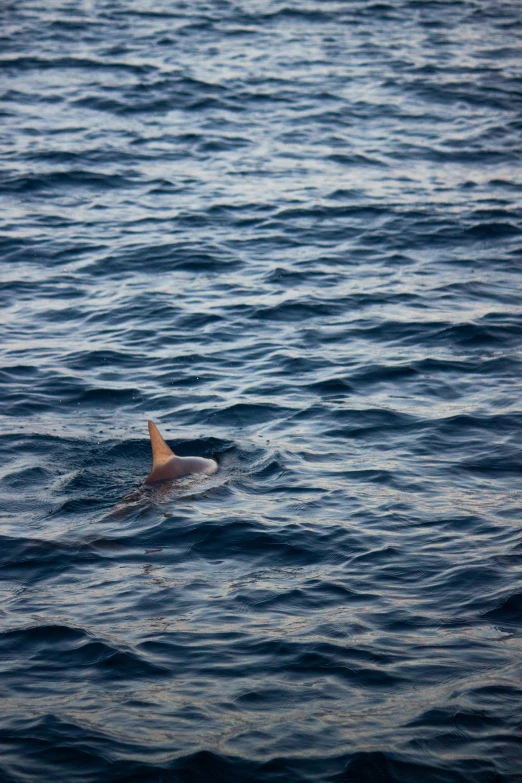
top-left (1, 0), bottom-right (521, 781)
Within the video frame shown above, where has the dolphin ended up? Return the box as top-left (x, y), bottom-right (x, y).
top-left (144, 420), bottom-right (217, 484)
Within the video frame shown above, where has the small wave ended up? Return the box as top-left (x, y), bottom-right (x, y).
top-left (0, 170), bottom-right (132, 193)
top-left (484, 593), bottom-right (522, 625)
top-left (0, 55), bottom-right (154, 74)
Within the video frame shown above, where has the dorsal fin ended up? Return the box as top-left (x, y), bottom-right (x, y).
top-left (148, 420), bottom-right (175, 466)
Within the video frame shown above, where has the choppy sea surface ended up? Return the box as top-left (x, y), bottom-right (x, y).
top-left (1, 1), bottom-right (522, 781)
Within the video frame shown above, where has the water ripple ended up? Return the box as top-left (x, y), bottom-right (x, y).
top-left (0, 0), bottom-right (521, 781)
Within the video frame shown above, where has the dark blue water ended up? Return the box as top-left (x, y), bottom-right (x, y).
top-left (1, 1), bottom-right (522, 781)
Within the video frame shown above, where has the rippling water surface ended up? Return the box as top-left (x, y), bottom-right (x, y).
top-left (1, 1), bottom-right (522, 781)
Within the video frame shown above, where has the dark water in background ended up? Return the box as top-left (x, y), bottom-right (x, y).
top-left (1, 0), bottom-right (522, 780)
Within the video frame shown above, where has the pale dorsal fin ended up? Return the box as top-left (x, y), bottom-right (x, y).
top-left (148, 420), bottom-right (175, 466)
